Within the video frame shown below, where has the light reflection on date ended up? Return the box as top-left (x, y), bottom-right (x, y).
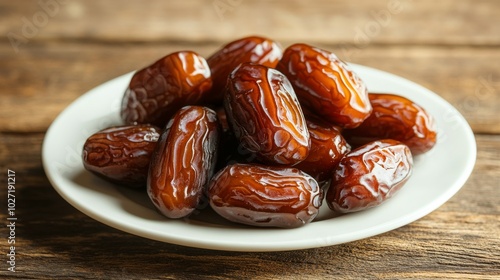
top-left (121, 51), bottom-right (212, 127)
top-left (206, 36), bottom-right (283, 104)
top-left (224, 63), bottom-right (310, 165)
top-left (147, 106), bottom-right (219, 219)
top-left (276, 43), bottom-right (372, 128)
top-left (326, 139), bottom-right (413, 213)
top-left (344, 93), bottom-right (437, 155)
top-left (82, 38), bottom-right (441, 228)
top-left (82, 125), bottom-right (160, 188)
top-left (208, 163), bottom-right (322, 228)
top-left (294, 120), bottom-right (350, 182)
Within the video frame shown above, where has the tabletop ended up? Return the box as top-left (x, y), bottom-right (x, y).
top-left (1, 0), bottom-right (499, 279)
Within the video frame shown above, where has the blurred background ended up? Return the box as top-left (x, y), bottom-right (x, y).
top-left (1, 0), bottom-right (499, 133)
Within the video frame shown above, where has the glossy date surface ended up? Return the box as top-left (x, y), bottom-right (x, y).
top-left (82, 125), bottom-right (160, 187)
top-left (326, 139), bottom-right (413, 213)
top-left (344, 93), bottom-right (437, 155)
top-left (208, 164), bottom-right (322, 228)
top-left (224, 63), bottom-right (310, 165)
top-left (147, 106), bottom-right (219, 219)
top-left (121, 51), bottom-right (212, 127)
top-left (276, 43), bottom-right (372, 128)
top-left (206, 36), bottom-right (283, 104)
top-left (294, 120), bottom-right (350, 182)
top-left (213, 106), bottom-right (260, 171)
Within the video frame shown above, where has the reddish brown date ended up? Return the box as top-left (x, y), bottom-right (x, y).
top-left (82, 125), bottom-right (160, 187)
top-left (147, 106), bottom-right (219, 219)
top-left (121, 51), bottom-right (212, 127)
top-left (208, 164), bottom-right (322, 228)
top-left (205, 36), bottom-right (283, 104)
top-left (224, 63), bottom-right (310, 165)
top-left (326, 139), bottom-right (413, 213)
top-left (294, 120), bottom-right (351, 182)
top-left (276, 43), bottom-right (372, 128)
top-left (344, 93), bottom-right (437, 155)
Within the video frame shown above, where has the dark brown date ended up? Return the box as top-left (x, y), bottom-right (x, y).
top-left (214, 107), bottom-right (258, 170)
top-left (294, 120), bottom-right (351, 182)
top-left (205, 36), bottom-right (283, 104)
top-left (276, 43), bottom-right (372, 128)
top-left (121, 51), bottom-right (212, 127)
top-left (344, 93), bottom-right (437, 155)
top-left (326, 139), bottom-right (413, 213)
top-left (147, 106), bottom-right (219, 219)
top-left (82, 125), bottom-right (160, 187)
top-left (215, 106), bottom-right (231, 134)
top-left (224, 63), bottom-right (310, 165)
top-left (208, 163), bottom-right (322, 228)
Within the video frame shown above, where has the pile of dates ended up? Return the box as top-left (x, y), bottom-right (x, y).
top-left (82, 36), bottom-right (437, 228)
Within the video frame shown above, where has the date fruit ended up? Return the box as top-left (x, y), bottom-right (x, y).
top-left (294, 120), bottom-right (351, 182)
top-left (214, 106), bottom-right (259, 170)
top-left (206, 36), bottom-right (283, 104)
top-left (147, 106), bottom-right (219, 219)
top-left (82, 125), bottom-right (160, 187)
top-left (326, 139), bottom-right (413, 213)
top-left (121, 51), bottom-right (212, 127)
top-left (344, 93), bottom-right (437, 155)
top-left (208, 164), bottom-right (322, 228)
top-left (276, 43), bottom-right (372, 128)
top-left (224, 63), bottom-right (310, 165)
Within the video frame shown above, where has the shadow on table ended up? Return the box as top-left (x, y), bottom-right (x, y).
top-left (16, 166), bottom-right (361, 278)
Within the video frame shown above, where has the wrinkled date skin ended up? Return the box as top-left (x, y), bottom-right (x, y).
top-left (121, 51), bottom-right (212, 127)
top-left (295, 120), bottom-right (351, 182)
top-left (206, 36), bottom-right (283, 104)
top-left (82, 125), bottom-right (160, 187)
top-left (224, 63), bottom-right (310, 165)
top-left (276, 43), bottom-right (372, 128)
top-left (214, 107), bottom-right (258, 170)
top-left (344, 93), bottom-right (437, 155)
top-left (326, 139), bottom-right (413, 213)
top-left (208, 164), bottom-right (322, 228)
top-left (147, 106), bottom-right (219, 219)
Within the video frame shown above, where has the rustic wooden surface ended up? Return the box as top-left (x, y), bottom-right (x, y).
top-left (1, 0), bottom-right (499, 279)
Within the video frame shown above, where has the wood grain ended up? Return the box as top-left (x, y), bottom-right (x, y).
top-left (0, 132), bottom-right (498, 279)
top-left (2, 0), bottom-right (499, 45)
top-left (1, 0), bottom-right (499, 278)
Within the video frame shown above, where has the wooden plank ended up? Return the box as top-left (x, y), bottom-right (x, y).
top-left (1, 0), bottom-right (497, 278)
top-left (2, 0), bottom-right (499, 51)
top-left (0, 132), bottom-right (498, 278)
top-left (0, 42), bottom-right (498, 133)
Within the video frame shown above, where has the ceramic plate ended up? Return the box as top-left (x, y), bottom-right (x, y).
top-left (42, 64), bottom-right (476, 252)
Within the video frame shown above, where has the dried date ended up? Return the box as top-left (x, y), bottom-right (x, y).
top-left (208, 163), bottom-right (322, 228)
top-left (276, 43), bottom-right (372, 128)
top-left (82, 125), bottom-right (160, 187)
top-left (205, 36), bottom-right (283, 104)
top-left (326, 139), bottom-right (413, 213)
top-left (147, 106), bottom-right (219, 219)
top-left (224, 63), bottom-right (310, 165)
top-left (121, 51), bottom-right (212, 127)
top-left (344, 93), bottom-right (437, 155)
top-left (214, 107), bottom-right (259, 170)
top-left (294, 120), bottom-right (351, 182)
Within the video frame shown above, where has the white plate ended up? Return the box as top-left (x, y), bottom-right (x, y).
top-left (42, 64), bottom-right (476, 252)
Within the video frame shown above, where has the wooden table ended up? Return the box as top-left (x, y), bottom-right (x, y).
top-left (1, 1), bottom-right (499, 278)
